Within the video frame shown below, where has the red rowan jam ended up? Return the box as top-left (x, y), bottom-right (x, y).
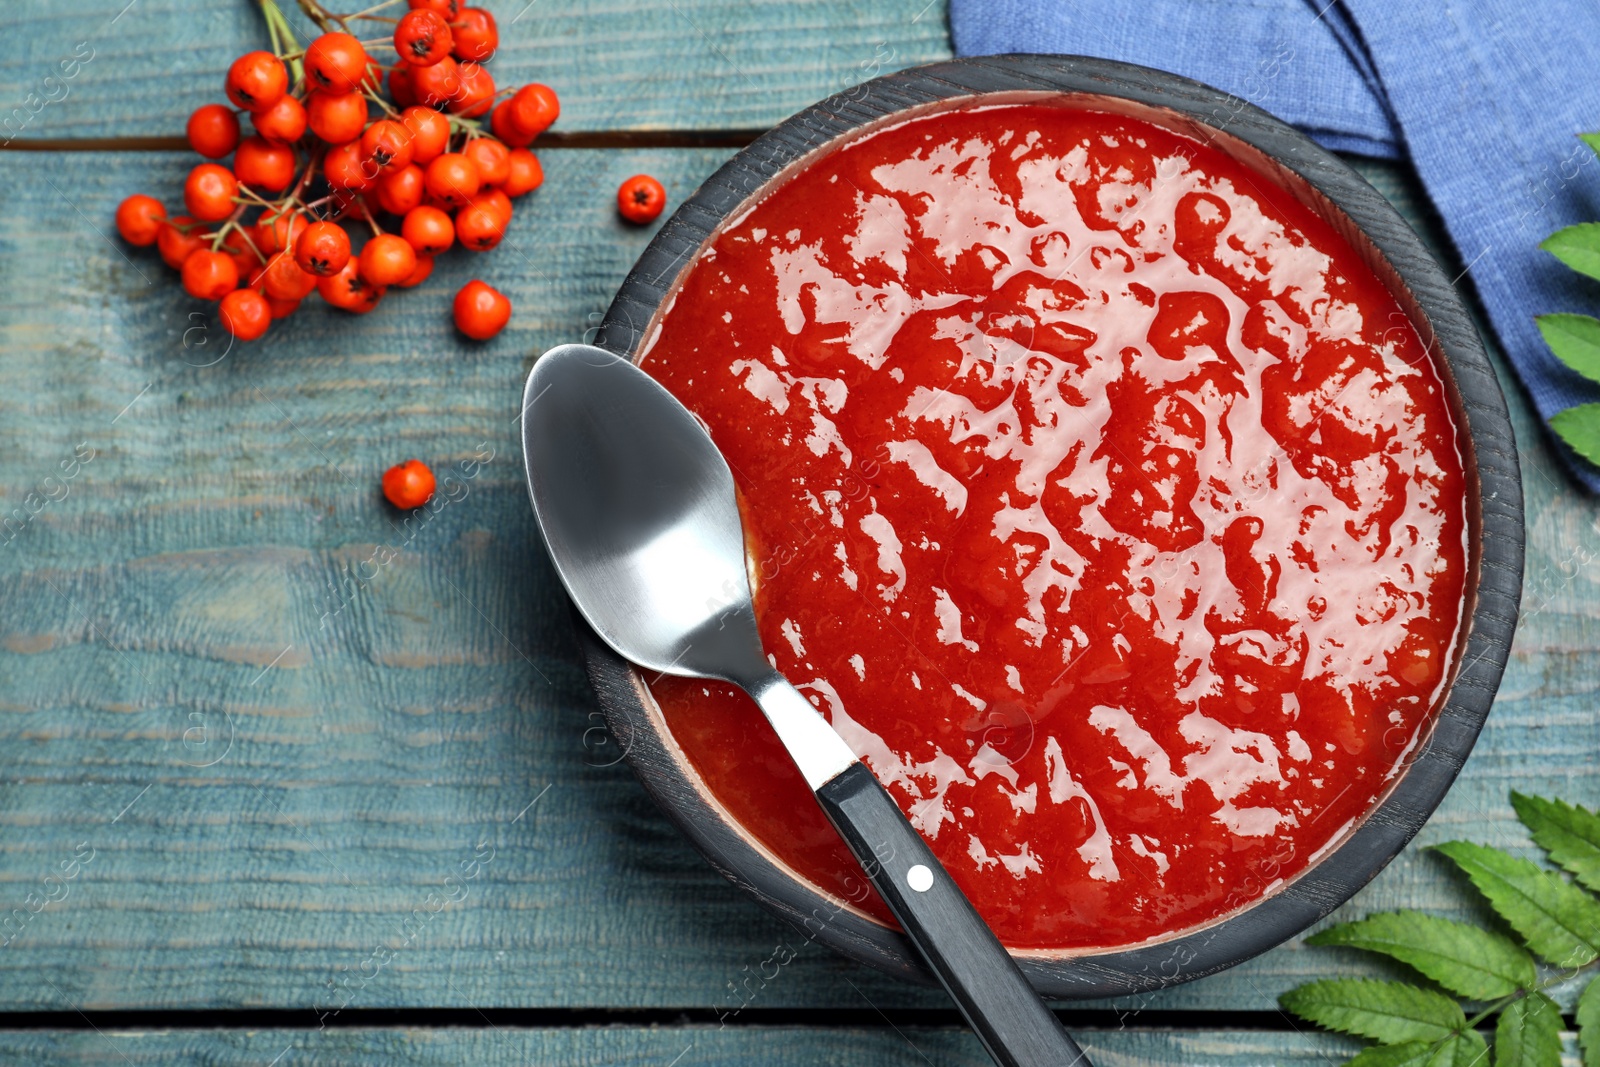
top-left (638, 102), bottom-right (1469, 949)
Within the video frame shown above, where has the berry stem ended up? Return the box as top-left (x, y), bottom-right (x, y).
top-left (233, 185), bottom-right (278, 209)
top-left (362, 83), bottom-right (399, 117)
top-left (258, 0), bottom-right (305, 84)
top-left (358, 199), bottom-right (383, 237)
top-left (295, 0), bottom-right (344, 34)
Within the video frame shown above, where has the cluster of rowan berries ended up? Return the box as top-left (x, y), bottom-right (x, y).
top-left (113, 0), bottom-right (559, 343)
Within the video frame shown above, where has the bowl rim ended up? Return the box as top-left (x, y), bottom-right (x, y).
top-left (578, 53), bottom-right (1526, 999)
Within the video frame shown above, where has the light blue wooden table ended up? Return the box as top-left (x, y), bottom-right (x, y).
top-left (0, 1), bottom-right (1593, 1062)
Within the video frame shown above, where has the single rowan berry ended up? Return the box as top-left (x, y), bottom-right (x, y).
top-left (225, 51), bottom-right (288, 112)
top-left (453, 279), bottom-right (511, 339)
top-left (449, 61), bottom-right (495, 117)
top-left (158, 216), bottom-right (210, 269)
top-left (187, 103), bottom-right (241, 158)
top-left (261, 250), bottom-right (318, 301)
top-left (424, 152), bottom-right (480, 207)
top-left (358, 233), bottom-right (418, 287)
top-left (308, 91), bottom-right (369, 145)
top-left (489, 101), bottom-right (533, 148)
top-left (507, 83), bottom-right (559, 139)
top-left (220, 288), bottom-right (272, 341)
top-left (306, 33), bottom-right (371, 94)
top-left (411, 54), bottom-right (461, 108)
top-left (501, 149), bottom-right (543, 198)
top-left (395, 9), bottom-right (453, 66)
top-left (182, 248), bottom-right (240, 300)
top-left (455, 199), bottom-right (507, 251)
top-left (376, 163), bottom-right (426, 215)
top-left (295, 220), bottom-right (352, 276)
top-left (323, 139), bottom-right (373, 192)
top-left (617, 174), bottom-right (666, 223)
top-left (451, 8), bottom-right (498, 62)
top-left (233, 136), bottom-right (297, 193)
top-left (184, 163), bottom-right (239, 222)
top-left (401, 106), bottom-right (451, 164)
top-left (382, 459), bottom-right (436, 509)
top-left (115, 194), bottom-right (167, 246)
top-left (318, 257), bottom-right (385, 313)
top-left (401, 204), bottom-right (454, 255)
top-left (253, 94), bottom-right (307, 144)
top-left (459, 137), bottom-right (508, 187)
top-left (361, 119), bottom-right (414, 172)
top-left (407, 0), bottom-right (459, 16)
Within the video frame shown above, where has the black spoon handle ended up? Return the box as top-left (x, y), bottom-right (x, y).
top-left (815, 762), bottom-right (1092, 1067)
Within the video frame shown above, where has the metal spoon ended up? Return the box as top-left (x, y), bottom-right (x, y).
top-left (520, 343), bottom-right (1091, 1067)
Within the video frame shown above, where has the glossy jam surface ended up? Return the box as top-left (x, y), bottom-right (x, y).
top-left (638, 103), bottom-right (1468, 949)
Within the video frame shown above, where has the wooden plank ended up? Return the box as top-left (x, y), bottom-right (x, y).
top-left (0, 1026), bottom-right (1591, 1066)
top-left (0, 1026), bottom-right (1425, 1066)
top-left (0, 0), bottom-right (951, 141)
top-left (0, 147), bottom-right (1594, 1014)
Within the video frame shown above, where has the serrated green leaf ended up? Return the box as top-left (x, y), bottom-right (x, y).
top-left (1512, 792), bottom-right (1600, 893)
top-left (1537, 314), bottom-right (1600, 385)
top-left (1350, 1042), bottom-right (1440, 1067)
top-left (1350, 1037), bottom-right (1489, 1067)
top-left (1494, 991), bottom-right (1562, 1067)
top-left (1542, 222), bottom-right (1600, 283)
top-left (1281, 978), bottom-right (1465, 1044)
top-left (1578, 976), bottom-right (1600, 1067)
top-left (1580, 132), bottom-right (1600, 160)
top-left (1435, 841), bottom-right (1600, 967)
top-left (1308, 911), bottom-right (1535, 999)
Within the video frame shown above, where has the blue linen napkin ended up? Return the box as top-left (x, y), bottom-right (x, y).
top-left (952, 0), bottom-right (1600, 490)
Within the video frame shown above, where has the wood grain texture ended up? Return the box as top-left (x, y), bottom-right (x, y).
top-left (0, 1026), bottom-right (1590, 1067)
top-left (0, 0), bottom-right (950, 142)
top-left (0, 1026), bottom-right (1458, 1066)
top-left (0, 144), bottom-right (1593, 1018)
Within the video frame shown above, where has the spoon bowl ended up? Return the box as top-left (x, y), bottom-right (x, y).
top-left (521, 343), bottom-right (764, 684)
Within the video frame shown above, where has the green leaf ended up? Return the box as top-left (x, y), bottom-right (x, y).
top-left (1580, 132), bottom-right (1600, 160)
top-left (1308, 911), bottom-right (1535, 1000)
top-left (1550, 403), bottom-right (1600, 466)
top-left (1578, 976), bottom-right (1600, 1067)
top-left (1349, 1042), bottom-right (1441, 1067)
top-left (1448, 1030), bottom-right (1491, 1067)
top-left (1541, 222), bottom-right (1600, 283)
top-left (1435, 840), bottom-right (1600, 966)
top-left (1512, 792), bottom-right (1600, 893)
top-left (1493, 991), bottom-right (1562, 1067)
top-left (1280, 978), bottom-right (1466, 1044)
top-left (1448, 1030), bottom-right (1492, 1067)
top-left (1536, 314), bottom-right (1600, 385)
top-left (1349, 1036), bottom-right (1490, 1067)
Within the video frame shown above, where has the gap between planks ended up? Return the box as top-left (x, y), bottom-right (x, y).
top-left (0, 130), bottom-right (767, 152)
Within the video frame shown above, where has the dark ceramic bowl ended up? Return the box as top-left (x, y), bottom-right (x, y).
top-left (576, 54), bottom-right (1524, 999)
